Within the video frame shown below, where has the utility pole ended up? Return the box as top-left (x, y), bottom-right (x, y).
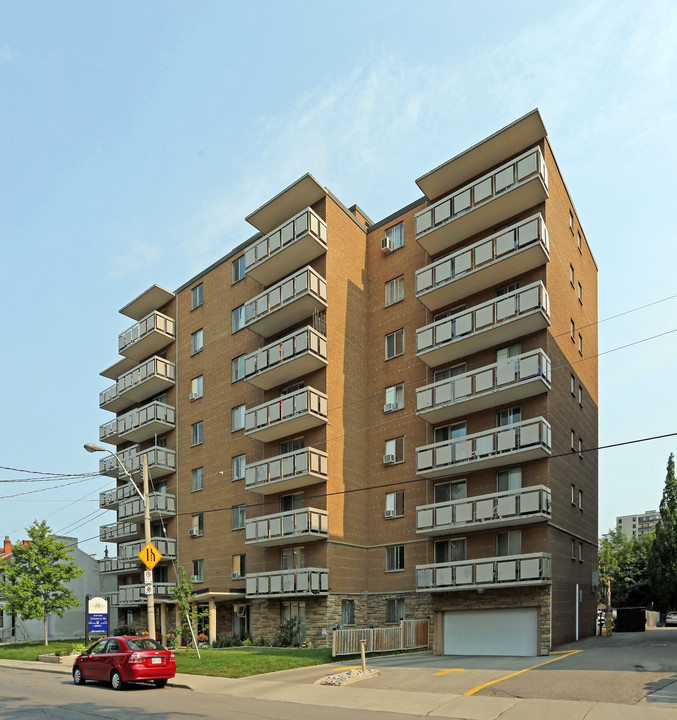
top-left (143, 453), bottom-right (156, 640)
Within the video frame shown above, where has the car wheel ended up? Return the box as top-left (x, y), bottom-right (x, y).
top-left (154, 679), bottom-right (168, 688)
top-left (73, 667), bottom-right (85, 686)
top-left (111, 670), bottom-right (125, 691)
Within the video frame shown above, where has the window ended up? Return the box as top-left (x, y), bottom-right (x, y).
top-left (571, 483), bottom-right (576, 504)
top-left (434, 363), bottom-right (466, 382)
top-left (385, 222), bottom-right (404, 251)
top-left (497, 530), bottom-right (521, 556)
top-left (385, 598), bottom-right (405, 624)
top-left (571, 374), bottom-right (575, 395)
top-left (232, 305), bottom-right (245, 332)
top-left (578, 333), bottom-right (583, 354)
top-left (232, 255), bottom-right (245, 284)
top-left (496, 344), bottom-right (521, 363)
top-left (497, 468), bottom-right (522, 492)
top-left (281, 546), bottom-right (305, 570)
top-left (579, 438), bottom-right (583, 458)
top-left (191, 421), bottom-right (203, 446)
top-left (191, 375), bottom-right (203, 399)
top-left (232, 404), bottom-right (245, 432)
top-left (496, 282), bottom-right (519, 297)
top-left (434, 479), bottom-right (466, 503)
top-left (571, 539), bottom-right (576, 559)
top-left (191, 467), bottom-right (204, 492)
top-left (232, 554), bottom-right (246, 578)
top-left (578, 386), bottom-right (583, 407)
top-left (232, 505), bottom-right (246, 530)
top-left (434, 305), bottom-right (463, 322)
top-left (341, 599), bottom-right (355, 626)
top-left (384, 437), bottom-right (404, 464)
top-left (385, 276), bottom-right (404, 306)
top-left (579, 542), bottom-right (583, 562)
top-left (569, 210), bottom-right (574, 231)
top-left (385, 545), bottom-right (405, 572)
top-left (569, 265), bottom-right (574, 286)
top-left (232, 454), bottom-right (246, 481)
top-left (497, 406), bottom-right (521, 426)
top-left (191, 329), bottom-right (204, 355)
top-left (191, 513), bottom-right (204, 536)
top-left (434, 422), bottom-right (466, 444)
top-left (570, 319), bottom-right (575, 340)
top-left (578, 282), bottom-right (582, 303)
top-left (280, 437), bottom-right (304, 454)
top-left (434, 538), bottom-right (466, 563)
top-left (577, 231), bottom-right (582, 252)
top-left (385, 329), bottom-right (404, 360)
top-left (280, 493), bottom-right (304, 512)
top-left (571, 430), bottom-right (575, 451)
top-left (281, 381), bottom-right (304, 395)
top-left (192, 559), bottom-right (204, 582)
top-left (384, 383), bottom-right (404, 411)
top-left (232, 355), bottom-right (245, 382)
top-left (385, 491), bottom-right (404, 518)
top-left (579, 489), bottom-right (583, 509)
top-left (191, 283), bottom-right (203, 310)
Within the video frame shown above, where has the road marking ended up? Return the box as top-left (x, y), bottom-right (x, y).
top-left (464, 650), bottom-right (581, 696)
top-left (434, 668), bottom-right (465, 675)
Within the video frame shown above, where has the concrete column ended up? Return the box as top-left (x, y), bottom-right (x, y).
top-left (209, 598), bottom-right (216, 645)
top-left (160, 603), bottom-right (167, 646)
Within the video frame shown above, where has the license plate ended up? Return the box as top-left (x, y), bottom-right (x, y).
top-left (151, 658), bottom-right (162, 664)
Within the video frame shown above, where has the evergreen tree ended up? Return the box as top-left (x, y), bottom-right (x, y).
top-left (649, 453), bottom-right (677, 612)
top-left (0, 521), bottom-right (84, 645)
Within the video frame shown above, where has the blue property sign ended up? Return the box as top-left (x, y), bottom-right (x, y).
top-left (88, 597), bottom-right (108, 633)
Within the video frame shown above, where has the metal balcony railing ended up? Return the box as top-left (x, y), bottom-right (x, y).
top-left (99, 357), bottom-right (175, 411)
top-left (245, 568), bottom-right (329, 598)
top-left (118, 492), bottom-right (177, 522)
top-left (118, 310), bottom-right (175, 360)
top-left (118, 582), bottom-right (177, 606)
top-left (118, 537), bottom-right (176, 563)
top-left (245, 507), bottom-right (328, 546)
top-left (99, 484), bottom-right (138, 509)
top-left (99, 521), bottom-right (141, 543)
top-left (244, 387), bottom-right (328, 442)
top-left (99, 401), bottom-right (176, 445)
top-left (245, 448), bottom-right (329, 494)
top-left (100, 446), bottom-right (176, 480)
top-left (99, 557), bottom-right (137, 574)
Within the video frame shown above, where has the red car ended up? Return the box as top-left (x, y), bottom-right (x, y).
top-left (73, 636), bottom-right (175, 690)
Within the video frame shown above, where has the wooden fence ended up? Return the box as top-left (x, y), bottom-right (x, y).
top-left (332, 619), bottom-right (429, 656)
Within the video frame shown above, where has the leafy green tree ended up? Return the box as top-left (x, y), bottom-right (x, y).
top-left (170, 565), bottom-right (207, 655)
top-left (599, 528), bottom-right (653, 608)
top-left (649, 453), bottom-right (677, 612)
top-left (0, 521), bottom-right (84, 646)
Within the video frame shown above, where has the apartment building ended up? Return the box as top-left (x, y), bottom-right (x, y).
top-left (95, 109), bottom-right (598, 656)
top-left (616, 511), bottom-right (659, 540)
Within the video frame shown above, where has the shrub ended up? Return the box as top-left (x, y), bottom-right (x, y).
top-left (275, 616), bottom-right (300, 647)
top-left (71, 643), bottom-right (86, 655)
top-left (255, 636), bottom-right (266, 647)
top-left (113, 625), bottom-right (136, 636)
top-left (242, 637), bottom-right (252, 646)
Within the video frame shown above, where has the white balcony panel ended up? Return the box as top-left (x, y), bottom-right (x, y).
top-left (118, 311), bottom-right (175, 361)
top-left (416, 215), bottom-right (550, 311)
top-left (99, 357), bottom-right (175, 412)
top-left (416, 282), bottom-right (550, 368)
top-left (100, 446), bottom-right (176, 480)
top-left (416, 553), bottom-right (551, 593)
top-left (118, 537), bottom-right (176, 563)
top-left (245, 568), bottom-right (329, 598)
top-left (245, 387), bottom-right (328, 442)
top-left (416, 485), bottom-right (551, 536)
top-left (415, 147), bottom-right (549, 256)
top-left (99, 557), bottom-right (137, 575)
top-left (245, 448), bottom-right (329, 495)
top-left (245, 207), bottom-right (328, 286)
top-left (99, 483), bottom-right (138, 509)
top-left (243, 266), bottom-right (327, 339)
top-left (118, 582), bottom-right (177, 606)
top-left (99, 521), bottom-right (142, 543)
top-left (244, 326), bottom-right (327, 390)
top-left (416, 417), bottom-right (551, 478)
top-left (245, 508), bottom-right (328, 547)
top-left (416, 350), bottom-right (551, 424)
top-left (118, 492), bottom-right (177, 522)
top-left (99, 418), bottom-right (120, 444)
top-left (118, 401), bottom-right (176, 444)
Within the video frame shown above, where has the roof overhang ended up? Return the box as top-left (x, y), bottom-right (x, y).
top-left (192, 591), bottom-right (247, 602)
top-left (100, 355), bottom-right (138, 380)
top-left (119, 285), bottom-right (175, 321)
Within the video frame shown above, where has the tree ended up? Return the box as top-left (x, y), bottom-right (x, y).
top-left (649, 453), bottom-right (677, 612)
top-left (170, 566), bottom-right (207, 655)
top-left (0, 521), bottom-right (84, 646)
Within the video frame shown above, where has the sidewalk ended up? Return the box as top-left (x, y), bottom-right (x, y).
top-left (3, 658), bottom-right (677, 719)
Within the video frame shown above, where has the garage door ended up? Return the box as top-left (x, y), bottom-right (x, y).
top-left (443, 608), bottom-right (538, 656)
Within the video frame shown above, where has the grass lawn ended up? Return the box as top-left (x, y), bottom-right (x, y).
top-left (0, 640), bottom-right (83, 661)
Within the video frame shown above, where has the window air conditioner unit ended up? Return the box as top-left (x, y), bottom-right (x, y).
top-left (237, 606), bottom-right (247, 618)
top-left (191, 575), bottom-right (200, 583)
top-left (231, 572), bottom-right (242, 579)
top-left (381, 236), bottom-right (391, 253)
top-left (188, 528), bottom-right (198, 536)
top-left (385, 509), bottom-right (395, 518)
top-left (383, 454), bottom-right (396, 465)
top-left (189, 392), bottom-right (199, 401)
top-left (384, 403), bottom-right (397, 413)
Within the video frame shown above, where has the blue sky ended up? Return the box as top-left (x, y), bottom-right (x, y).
top-left (1, 0), bottom-right (676, 555)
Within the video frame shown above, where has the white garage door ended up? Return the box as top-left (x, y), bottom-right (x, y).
top-left (443, 608), bottom-right (538, 656)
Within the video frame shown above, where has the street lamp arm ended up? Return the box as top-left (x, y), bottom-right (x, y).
top-left (84, 443), bottom-right (144, 502)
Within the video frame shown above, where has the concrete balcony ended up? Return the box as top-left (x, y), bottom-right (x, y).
top-left (245, 387), bottom-right (328, 443)
top-left (243, 266), bottom-right (327, 339)
top-left (416, 282), bottom-right (550, 368)
top-left (99, 521), bottom-right (142, 543)
top-left (245, 207), bottom-right (328, 286)
top-left (416, 349), bottom-right (551, 425)
top-left (415, 147), bottom-right (549, 256)
top-left (244, 326), bottom-right (327, 391)
top-left (99, 484), bottom-right (138, 510)
top-left (118, 310), bottom-right (175, 361)
top-left (117, 492), bottom-right (177, 522)
top-left (416, 552), bottom-right (552, 593)
top-left (99, 557), bottom-right (137, 575)
top-left (245, 448), bottom-right (329, 495)
top-left (416, 485), bottom-right (551, 537)
top-left (416, 417), bottom-right (552, 479)
top-left (415, 214), bottom-right (549, 311)
top-left (99, 401), bottom-right (176, 445)
top-left (245, 568), bottom-right (329, 598)
top-left (118, 537), bottom-right (176, 564)
top-left (99, 357), bottom-right (176, 413)
top-left (118, 582), bottom-right (177, 606)
top-left (245, 508), bottom-right (328, 547)
top-left (100, 446), bottom-right (176, 480)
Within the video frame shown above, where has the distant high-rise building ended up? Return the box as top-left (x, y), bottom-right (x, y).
top-left (616, 511), bottom-right (660, 540)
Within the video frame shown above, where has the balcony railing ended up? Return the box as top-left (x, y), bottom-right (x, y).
top-left (245, 568), bottom-right (329, 598)
top-left (416, 281), bottom-right (550, 368)
top-left (99, 557), bottom-right (137, 574)
top-left (119, 537), bottom-right (176, 563)
top-left (118, 310), bottom-right (175, 361)
top-left (416, 552), bottom-right (552, 592)
top-left (416, 349), bottom-right (551, 424)
top-left (416, 485), bottom-right (551, 536)
top-left (415, 214), bottom-right (550, 311)
top-left (99, 484), bottom-right (138, 510)
top-left (100, 446), bottom-right (176, 480)
top-left (245, 387), bottom-right (328, 443)
top-left (414, 147), bottom-right (549, 256)
top-left (99, 521), bottom-right (141, 543)
top-left (100, 357), bottom-right (175, 413)
top-left (118, 582), bottom-right (177, 606)
top-left (103, 592), bottom-right (119, 607)
top-left (243, 266), bottom-right (327, 339)
top-left (245, 448), bottom-right (329, 495)
top-left (245, 507), bottom-right (328, 546)
top-left (245, 207), bottom-right (328, 286)
top-left (99, 401), bottom-right (176, 445)
top-left (416, 417), bottom-right (552, 478)
top-left (243, 326), bottom-right (327, 391)
top-left (118, 492), bottom-right (177, 522)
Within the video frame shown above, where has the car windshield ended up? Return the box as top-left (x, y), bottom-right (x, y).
top-left (126, 638), bottom-right (166, 651)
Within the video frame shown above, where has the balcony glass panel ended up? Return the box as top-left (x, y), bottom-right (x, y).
top-left (245, 387), bottom-right (328, 442)
top-left (245, 508), bottom-right (328, 546)
top-left (118, 537), bottom-right (176, 563)
top-left (99, 484), bottom-right (138, 509)
top-left (99, 521), bottom-right (141, 543)
top-left (118, 310), bottom-right (175, 360)
top-left (245, 568), bottom-right (329, 598)
top-left (118, 492), bottom-right (177, 522)
top-left (100, 357), bottom-right (175, 412)
top-left (245, 448), bottom-right (328, 494)
top-left (118, 582), bottom-right (177, 606)
top-left (99, 557), bottom-right (137, 574)
top-left (100, 446), bottom-right (176, 479)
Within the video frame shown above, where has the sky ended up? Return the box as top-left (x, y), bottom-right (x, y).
top-left (1, 0), bottom-right (676, 556)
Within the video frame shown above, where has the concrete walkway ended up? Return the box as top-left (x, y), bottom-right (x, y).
top-left (3, 657), bottom-right (677, 719)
